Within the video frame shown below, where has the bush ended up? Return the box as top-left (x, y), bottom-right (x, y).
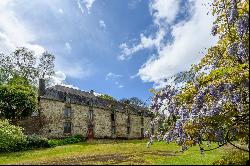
top-left (48, 139), bottom-right (64, 147)
top-left (0, 119), bottom-right (27, 152)
top-left (213, 149), bottom-right (249, 165)
top-left (26, 134), bottom-right (50, 149)
top-left (48, 134), bottom-right (86, 147)
top-left (73, 134), bottom-right (86, 141)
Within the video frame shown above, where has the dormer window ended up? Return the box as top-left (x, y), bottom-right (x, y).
top-left (89, 99), bottom-right (94, 107)
top-left (65, 95), bottom-right (71, 103)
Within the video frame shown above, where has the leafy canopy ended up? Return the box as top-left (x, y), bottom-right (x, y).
top-left (0, 75), bottom-right (37, 124)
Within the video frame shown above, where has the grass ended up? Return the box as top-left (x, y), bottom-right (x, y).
top-left (0, 139), bottom-right (231, 165)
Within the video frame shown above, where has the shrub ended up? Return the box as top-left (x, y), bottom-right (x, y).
top-left (73, 134), bottom-right (86, 142)
top-left (48, 139), bottom-right (64, 147)
top-left (0, 119), bottom-right (27, 152)
top-left (26, 134), bottom-right (50, 149)
top-left (213, 149), bottom-right (249, 165)
top-left (48, 134), bottom-right (86, 147)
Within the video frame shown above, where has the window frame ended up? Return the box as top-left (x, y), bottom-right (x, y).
top-left (64, 106), bottom-right (71, 118)
top-left (63, 122), bottom-right (72, 134)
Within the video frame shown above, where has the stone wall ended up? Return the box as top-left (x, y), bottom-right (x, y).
top-left (39, 98), bottom-right (65, 138)
top-left (115, 112), bottom-right (128, 138)
top-left (93, 108), bottom-right (112, 138)
top-left (32, 98), bottom-right (157, 139)
top-left (19, 116), bottom-right (42, 135)
top-left (129, 114), bottom-right (141, 138)
top-left (71, 104), bottom-right (88, 137)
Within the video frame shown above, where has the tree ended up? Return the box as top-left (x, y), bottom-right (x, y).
top-left (0, 47), bottom-right (55, 85)
top-left (38, 51), bottom-right (55, 79)
top-left (99, 94), bottom-right (116, 101)
top-left (150, 0), bottom-right (249, 154)
top-left (120, 97), bottom-right (147, 108)
top-left (0, 75), bottom-right (37, 125)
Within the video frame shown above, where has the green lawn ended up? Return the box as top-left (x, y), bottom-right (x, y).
top-left (0, 139), bottom-right (230, 165)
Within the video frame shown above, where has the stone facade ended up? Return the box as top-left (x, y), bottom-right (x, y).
top-left (21, 80), bottom-right (157, 139)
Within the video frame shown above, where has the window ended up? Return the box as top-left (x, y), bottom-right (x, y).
top-left (111, 126), bottom-right (116, 134)
top-left (141, 128), bottom-right (144, 137)
top-left (64, 107), bottom-right (71, 118)
top-left (111, 112), bottom-right (116, 134)
top-left (65, 96), bottom-right (71, 103)
top-left (64, 122), bottom-right (71, 134)
top-left (127, 116), bottom-right (130, 124)
top-left (127, 126), bottom-right (130, 134)
top-left (88, 110), bottom-right (93, 121)
top-left (111, 113), bottom-right (115, 121)
top-left (141, 116), bottom-right (144, 126)
top-left (88, 99), bottom-right (93, 107)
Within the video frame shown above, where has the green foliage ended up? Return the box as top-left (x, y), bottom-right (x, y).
top-left (0, 76), bottom-right (37, 124)
top-left (48, 134), bottom-right (86, 147)
top-left (38, 51), bottom-right (55, 79)
top-left (48, 139), bottom-right (64, 147)
top-left (0, 47), bottom-right (55, 85)
top-left (0, 121), bottom-right (85, 152)
top-left (26, 134), bottom-right (50, 149)
top-left (213, 149), bottom-right (249, 165)
top-left (0, 119), bottom-right (27, 152)
top-left (120, 97), bottom-right (147, 108)
top-left (99, 94), bottom-right (116, 101)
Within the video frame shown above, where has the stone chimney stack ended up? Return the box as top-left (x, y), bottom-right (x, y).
top-left (38, 78), bottom-right (46, 96)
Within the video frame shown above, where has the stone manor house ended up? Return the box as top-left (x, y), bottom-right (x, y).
top-left (21, 79), bottom-right (157, 139)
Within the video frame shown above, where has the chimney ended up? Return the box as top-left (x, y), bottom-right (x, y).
top-left (38, 79), bottom-right (46, 96)
top-left (90, 90), bottom-right (94, 95)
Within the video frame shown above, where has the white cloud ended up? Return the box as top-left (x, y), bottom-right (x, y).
top-left (128, 0), bottom-right (141, 10)
top-left (63, 64), bottom-right (92, 79)
top-left (77, 0), bottom-right (96, 14)
top-left (50, 71), bottom-right (79, 89)
top-left (118, 29), bottom-right (165, 60)
top-left (150, 0), bottom-right (180, 25)
top-left (93, 91), bottom-right (102, 96)
top-left (105, 72), bottom-right (122, 80)
top-left (99, 20), bottom-right (106, 30)
top-left (65, 42), bottom-right (71, 53)
top-left (105, 72), bottom-right (124, 88)
top-left (50, 70), bottom-right (66, 85)
top-left (130, 74), bottom-right (138, 79)
top-left (119, 0), bottom-right (218, 88)
top-left (0, 0), bottom-right (93, 88)
top-left (0, 0), bottom-right (45, 56)
top-left (58, 8), bottom-right (64, 14)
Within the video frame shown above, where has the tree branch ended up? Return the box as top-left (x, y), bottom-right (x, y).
top-left (228, 141), bottom-right (249, 152)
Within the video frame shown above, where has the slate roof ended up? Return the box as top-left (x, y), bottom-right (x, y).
top-left (41, 85), bottom-right (153, 117)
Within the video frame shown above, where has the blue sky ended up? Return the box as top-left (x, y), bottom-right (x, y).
top-left (0, 0), bottom-right (217, 102)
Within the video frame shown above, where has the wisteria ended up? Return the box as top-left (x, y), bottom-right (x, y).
top-left (147, 0), bottom-right (249, 154)
top-left (236, 14), bottom-right (249, 38)
top-left (211, 25), bottom-right (218, 36)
